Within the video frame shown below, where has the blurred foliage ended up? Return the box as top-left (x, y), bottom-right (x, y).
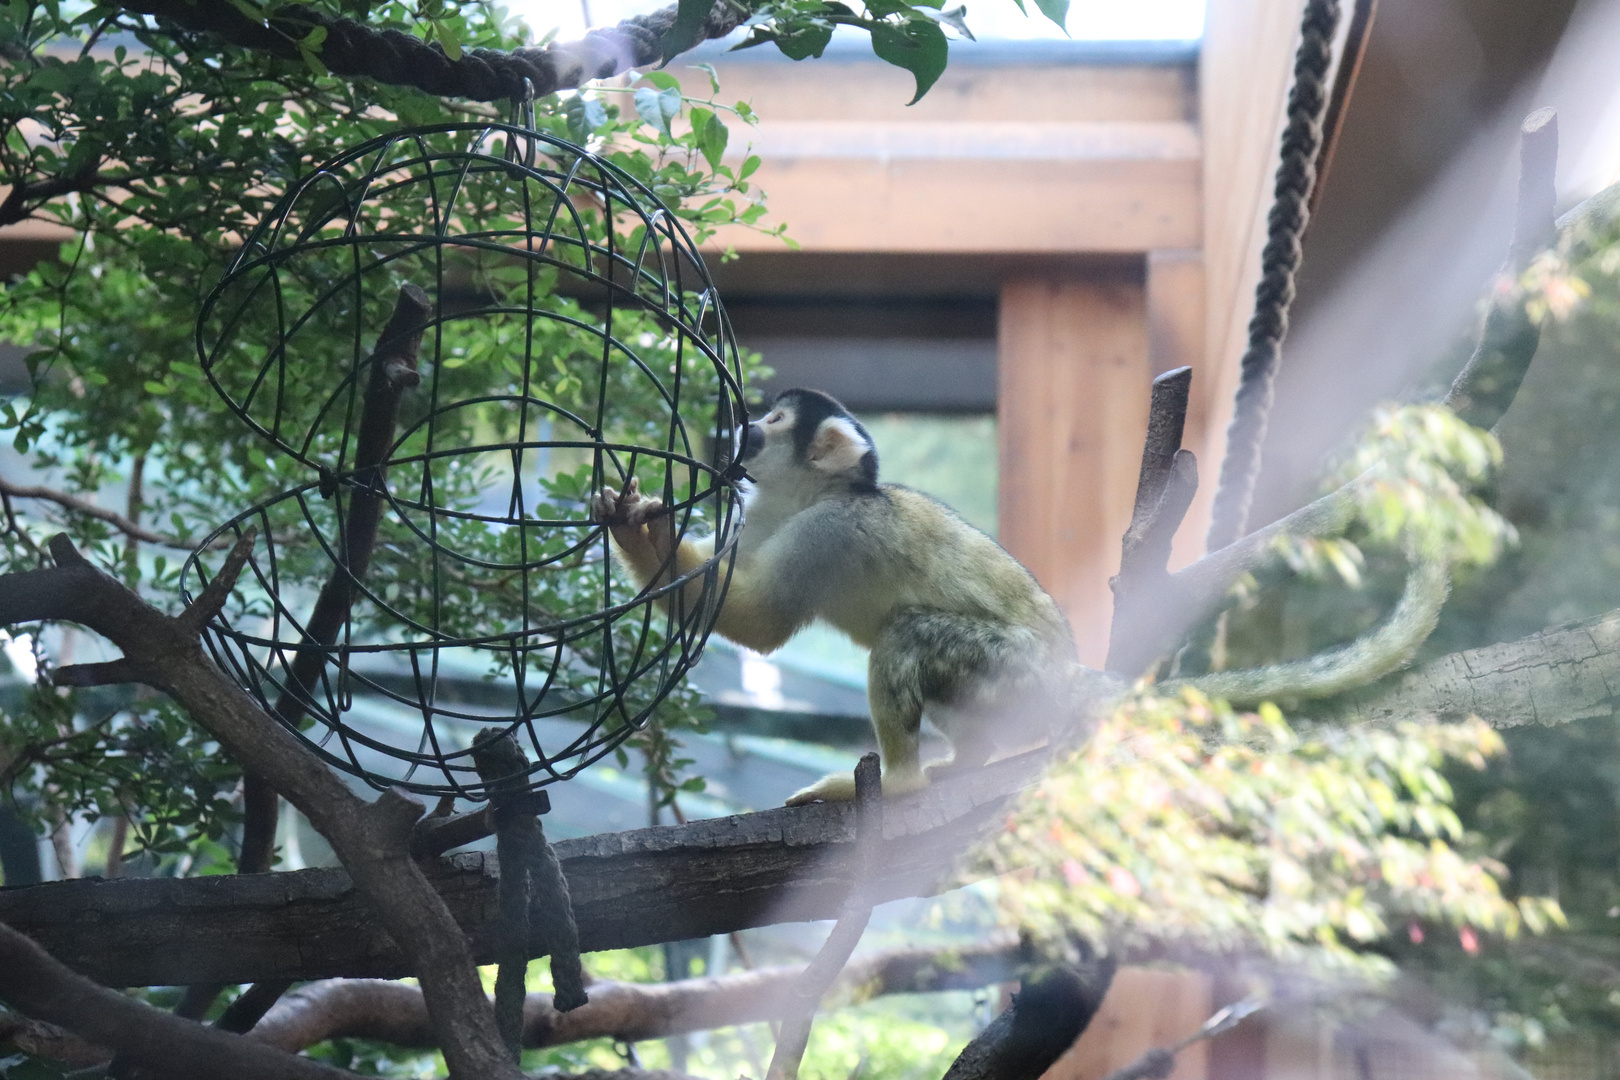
top-left (1214, 199), bottom-right (1620, 1050)
top-left (978, 689), bottom-right (1558, 973)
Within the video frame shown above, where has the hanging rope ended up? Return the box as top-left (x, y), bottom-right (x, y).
top-left (114, 0), bottom-right (749, 102)
top-left (473, 731), bottom-right (588, 1061)
top-left (1204, 0), bottom-right (1343, 552)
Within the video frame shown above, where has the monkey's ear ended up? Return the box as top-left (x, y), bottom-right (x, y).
top-left (806, 417), bottom-right (870, 477)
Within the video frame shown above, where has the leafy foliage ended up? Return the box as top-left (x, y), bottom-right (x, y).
top-left (0, 0), bottom-right (775, 857)
top-left (729, 0), bottom-right (1038, 103)
top-left (979, 689), bottom-right (1560, 971)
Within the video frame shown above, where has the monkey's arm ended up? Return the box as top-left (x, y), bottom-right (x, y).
top-left (594, 483), bottom-right (801, 652)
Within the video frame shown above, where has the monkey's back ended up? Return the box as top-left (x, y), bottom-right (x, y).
top-left (806, 484), bottom-right (1072, 655)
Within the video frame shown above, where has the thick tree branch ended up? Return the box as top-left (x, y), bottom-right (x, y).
top-left (244, 934), bottom-right (1021, 1054)
top-left (1326, 608), bottom-right (1620, 728)
top-left (1117, 117), bottom-right (1602, 673)
top-left (0, 537), bottom-right (518, 1080)
top-left (0, 749), bottom-right (1044, 988)
top-left (0, 919), bottom-right (349, 1080)
top-left (941, 962), bottom-right (1115, 1080)
top-left (0, 1009), bottom-right (108, 1068)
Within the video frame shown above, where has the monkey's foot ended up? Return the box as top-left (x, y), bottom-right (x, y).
top-left (784, 769), bottom-right (926, 806)
top-left (785, 772), bottom-right (855, 806)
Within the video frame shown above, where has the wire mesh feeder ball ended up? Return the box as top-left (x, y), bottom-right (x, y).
top-left (178, 122), bottom-right (749, 800)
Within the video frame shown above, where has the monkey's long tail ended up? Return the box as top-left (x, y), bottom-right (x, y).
top-left (1170, 554), bottom-right (1450, 706)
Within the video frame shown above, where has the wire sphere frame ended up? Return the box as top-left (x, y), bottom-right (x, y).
top-left (179, 121), bottom-right (750, 800)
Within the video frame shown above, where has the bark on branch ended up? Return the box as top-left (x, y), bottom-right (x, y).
top-left (0, 749), bottom-right (1044, 988)
top-left (941, 962), bottom-right (1115, 1080)
top-left (1107, 367), bottom-right (1198, 676)
top-left (1327, 608), bottom-right (1620, 729)
top-left (0, 535), bottom-right (517, 1080)
top-left (0, 918), bottom-right (349, 1080)
top-left (243, 934), bottom-right (1022, 1054)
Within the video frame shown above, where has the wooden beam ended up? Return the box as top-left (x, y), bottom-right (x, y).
top-left (711, 147), bottom-right (1199, 254)
top-left (997, 277), bottom-right (1151, 666)
top-left (0, 751), bottom-right (1045, 988)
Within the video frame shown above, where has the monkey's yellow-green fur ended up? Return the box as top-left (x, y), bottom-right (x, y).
top-left (595, 389), bottom-right (1076, 805)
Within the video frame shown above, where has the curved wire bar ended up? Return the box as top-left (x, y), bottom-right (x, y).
top-left (179, 123), bottom-right (747, 800)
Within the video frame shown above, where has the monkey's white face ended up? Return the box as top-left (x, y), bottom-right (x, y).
top-left (739, 402), bottom-right (799, 481)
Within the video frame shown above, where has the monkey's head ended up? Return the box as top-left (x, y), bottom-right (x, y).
top-left (741, 388), bottom-right (879, 493)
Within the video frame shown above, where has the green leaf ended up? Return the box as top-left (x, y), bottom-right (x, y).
top-left (643, 70), bottom-right (681, 91)
top-left (431, 19), bottom-right (462, 61)
top-left (773, 20), bottom-right (834, 61)
top-left (298, 42), bottom-right (328, 77)
top-left (142, 380), bottom-right (170, 396)
top-left (739, 154), bottom-right (762, 179)
top-left (565, 94), bottom-right (609, 139)
top-left (729, 27), bottom-right (777, 51)
top-left (693, 61), bottom-right (722, 95)
top-left (633, 85), bottom-right (682, 136)
top-left (660, 0), bottom-right (713, 62)
top-left (692, 108), bottom-right (729, 170)
top-left (864, 0), bottom-right (912, 16)
top-left (870, 16), bottom-right (948, 104)
top-left (1031, 0), bottom-right (1067, 32)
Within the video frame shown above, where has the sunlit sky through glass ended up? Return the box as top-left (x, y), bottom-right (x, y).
top-left (508, 0), bottom-right (1205, 44)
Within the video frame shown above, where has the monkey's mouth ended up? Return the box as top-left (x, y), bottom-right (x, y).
top-left (737, 421), bottom-right (765, 462)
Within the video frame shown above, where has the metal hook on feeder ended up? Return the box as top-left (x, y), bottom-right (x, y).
top-left (504, 78), bottom-right (538, 169)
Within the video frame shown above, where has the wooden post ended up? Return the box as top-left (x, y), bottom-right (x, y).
top-left (1040, 966), bottom-right (1213, 1080)
top-left (998, 277), bottom-right (1150, 667)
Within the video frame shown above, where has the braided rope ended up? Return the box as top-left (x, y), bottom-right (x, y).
top-left (1204, 0), bottom-right (1342, 552)
top-left (117, 0), bottom-right (750, 102)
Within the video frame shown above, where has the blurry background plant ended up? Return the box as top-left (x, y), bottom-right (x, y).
top-left (1205, 194), bottom-right (1620, 1051)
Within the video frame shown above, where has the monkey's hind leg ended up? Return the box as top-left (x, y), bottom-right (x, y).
top-left (885, 609), bottom-right (1039, 781)
top-left (784, 631), bottom-right (925, 806)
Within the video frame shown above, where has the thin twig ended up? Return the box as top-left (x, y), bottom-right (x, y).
top-left (765, 753), bottom-right (882, 1080)
top-left (0, 475), bottom-right (207, 551)
top-left (1098, 997), bottom-right (1264, 1080)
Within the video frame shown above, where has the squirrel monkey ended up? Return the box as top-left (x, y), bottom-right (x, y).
top-left (594, 389), bottom-right (1451, 804)
top-left (593, 388), bottom-right (1079, 805)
